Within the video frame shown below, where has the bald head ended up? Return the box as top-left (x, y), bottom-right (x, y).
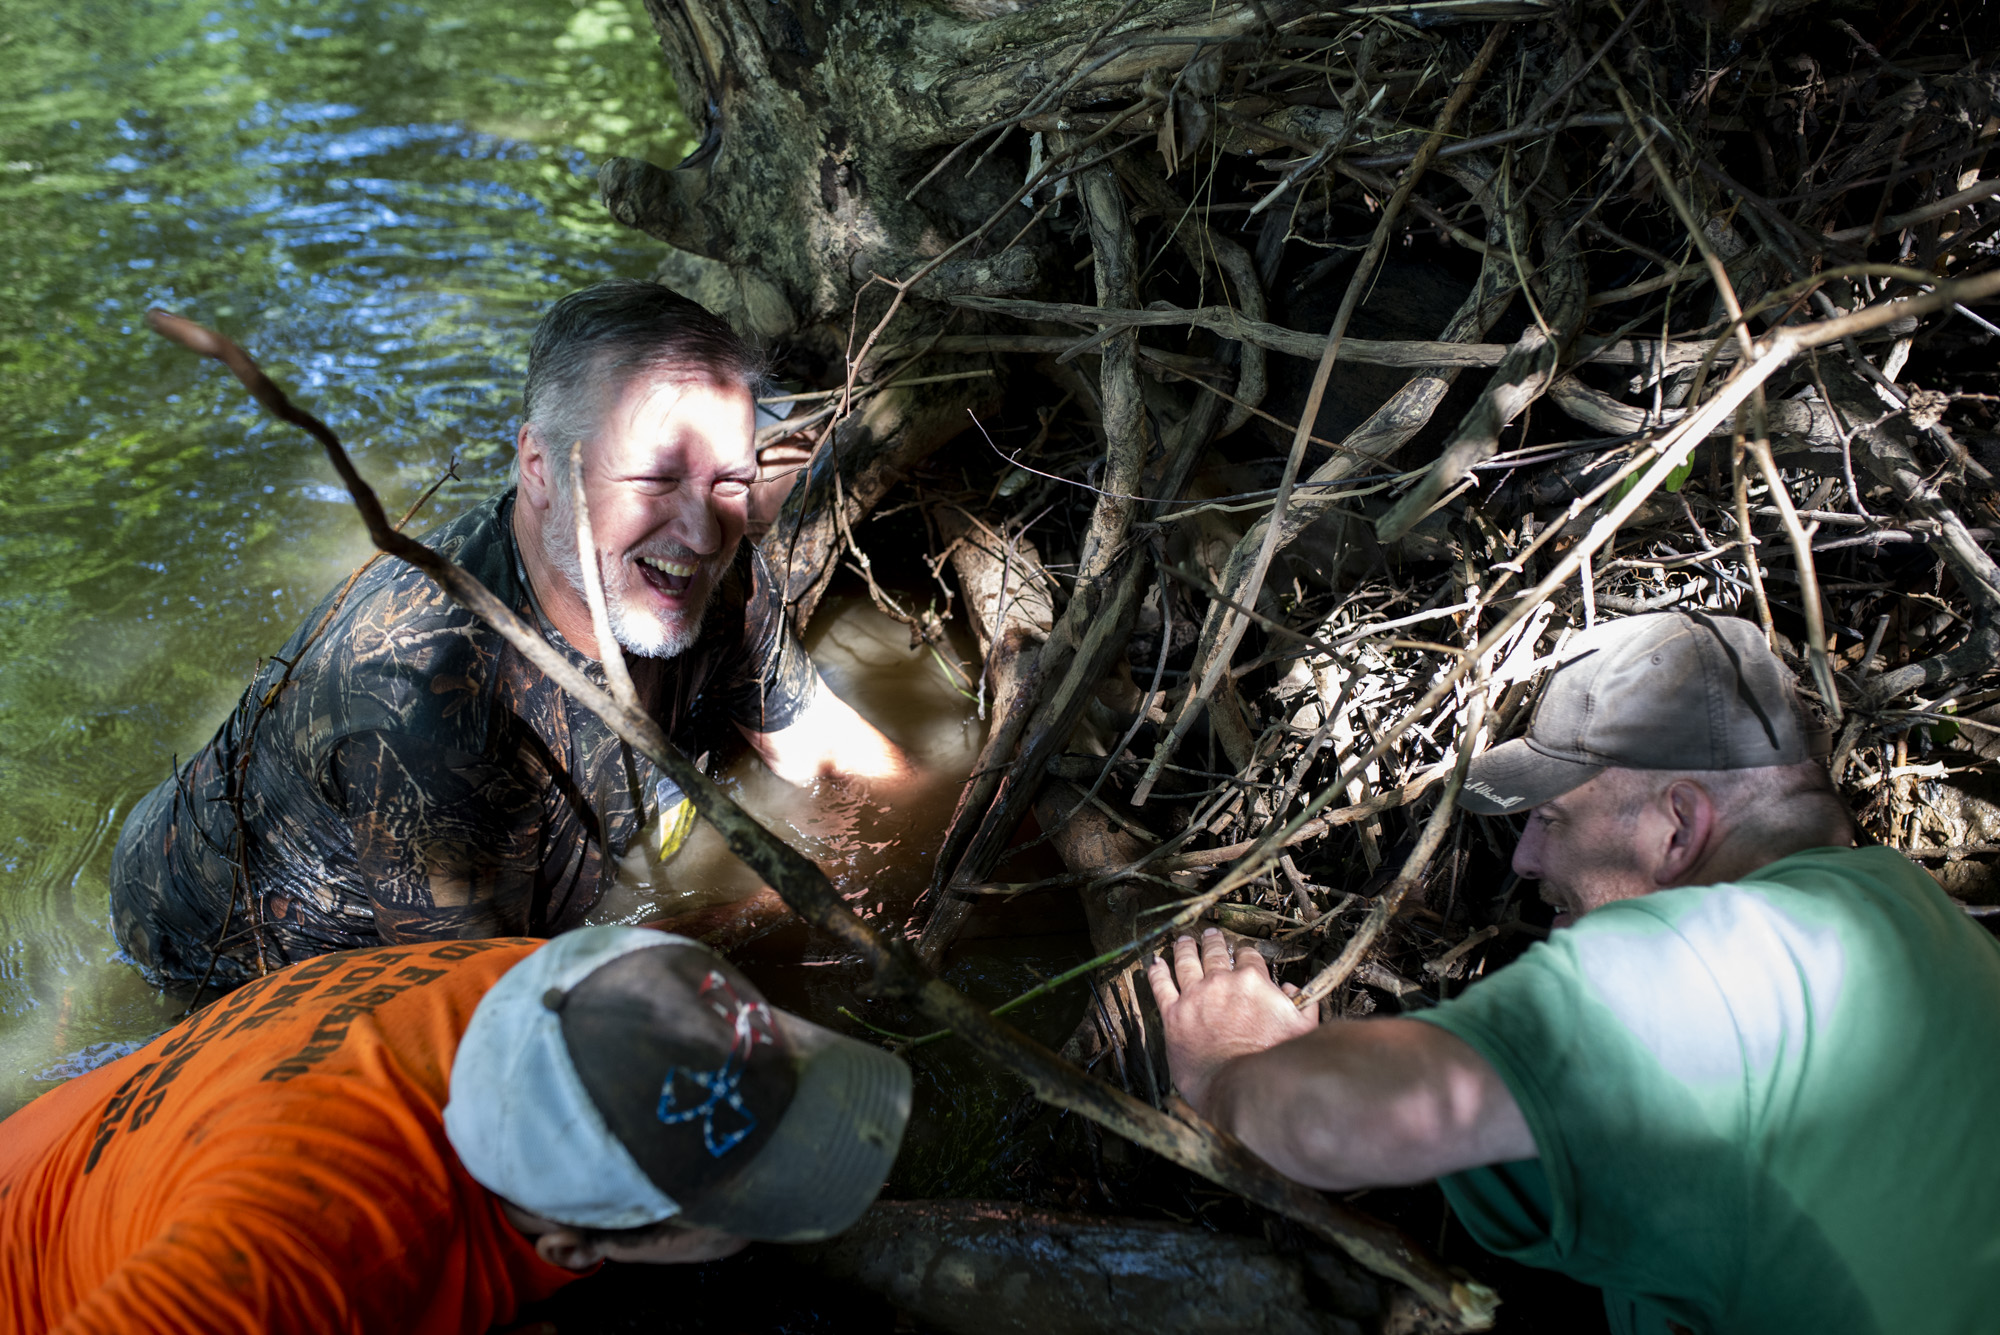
top-left (1513, 761), bottom-right (1856, 925)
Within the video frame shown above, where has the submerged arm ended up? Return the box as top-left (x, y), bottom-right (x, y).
top-left (737, 675), bottom-right (910, 787)
top-left (331, 732), bottom-right (539, 941)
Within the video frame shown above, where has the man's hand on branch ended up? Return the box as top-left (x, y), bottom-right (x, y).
top-left (1146, 927), bottom-right (1318, 1113)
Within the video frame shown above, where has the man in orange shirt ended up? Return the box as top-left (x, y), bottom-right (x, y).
top-left (0, 926), bottom-right (911, 1334)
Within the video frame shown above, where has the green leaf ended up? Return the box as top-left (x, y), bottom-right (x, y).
top-left (1608, 456), bottom-right (1694, 505)
top-left (1931, 705), bottom-right (1961, 746)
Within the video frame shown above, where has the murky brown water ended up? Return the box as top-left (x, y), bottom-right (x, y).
top-left (603, 591), bottom-right (1093, 1200)
top-left (591, 593), bottom-right (988, 929)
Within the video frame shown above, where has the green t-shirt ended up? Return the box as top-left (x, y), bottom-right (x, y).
top-left (1416, 846), bottom-right (2000, 1335)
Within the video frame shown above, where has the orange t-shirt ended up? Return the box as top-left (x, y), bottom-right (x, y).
top-left (0, 938), bottom-right (582, 1335)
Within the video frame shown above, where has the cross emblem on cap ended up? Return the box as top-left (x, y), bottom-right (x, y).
top-left (654, 971), bottom-right (779, 1158)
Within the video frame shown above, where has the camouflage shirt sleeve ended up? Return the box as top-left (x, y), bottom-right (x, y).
top-left (721, 542), bottom-right (818, 734)
top-left (326, 731), bottom-right (544, 943)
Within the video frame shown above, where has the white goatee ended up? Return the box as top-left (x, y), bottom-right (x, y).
top-left (543, 481), bottom-right (706, 660)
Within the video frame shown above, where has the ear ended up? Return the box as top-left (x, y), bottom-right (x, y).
top-left (516, 421), bottom-right (553, 512)
top-left (1655, 780), bottom-right (1717, 887)
top-left (532, 1227), bottom-right (606, 1272)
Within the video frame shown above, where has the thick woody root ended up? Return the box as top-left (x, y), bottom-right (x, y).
top-left (767, 363), bottom-right (1007, 627)
top-left (1033, 778), bottom-right (1175, 1103)
top-left (916, 506), bottom-right (1060, 959)
top-left (795, 1199), bottom-right (1401, 1335)
top-left (918, 138), bottom-right (1224, 964)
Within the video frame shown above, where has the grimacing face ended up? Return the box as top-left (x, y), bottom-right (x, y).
top-left (545, 372), bottom-right (758, 659)
top-left (1509, 771), bottom-right (1659, 928)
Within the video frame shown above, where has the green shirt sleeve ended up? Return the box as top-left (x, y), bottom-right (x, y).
top-left (1414, 897), bottom-right (1757, 1329)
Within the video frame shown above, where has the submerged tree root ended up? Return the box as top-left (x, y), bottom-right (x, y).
top-left (795, 1199), bottom-right (1401, 1335)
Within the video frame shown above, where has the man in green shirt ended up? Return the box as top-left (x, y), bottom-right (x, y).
top-left (1147, 611), bottom-right (2000, 1334)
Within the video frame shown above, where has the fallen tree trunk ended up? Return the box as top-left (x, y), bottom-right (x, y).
top-left (794, 1199), bottom-right (1398, 1335)
top-left (767, 362), bottom-right (1006, 625)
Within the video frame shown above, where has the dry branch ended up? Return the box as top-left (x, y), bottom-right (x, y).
top-left (951, 295), bottom-right (1748, 373)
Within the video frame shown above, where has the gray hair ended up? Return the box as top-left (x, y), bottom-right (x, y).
top-left (519, 280), bottom-right (763, 494)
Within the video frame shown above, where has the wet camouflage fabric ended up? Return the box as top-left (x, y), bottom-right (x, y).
top-left (110, 488), bottom-right (815, 989)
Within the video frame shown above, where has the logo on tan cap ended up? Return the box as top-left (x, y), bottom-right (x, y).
top-left (1463, 780), bottom-right (1525, 811)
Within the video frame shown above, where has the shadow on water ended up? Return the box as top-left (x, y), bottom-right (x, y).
top-left (0, 0), bottom-right (688, 1115)
top-left (597, 579), bottom-right (1096, 1201)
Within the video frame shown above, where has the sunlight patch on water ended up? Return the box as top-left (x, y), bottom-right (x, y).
top-left (589, 595), bottom-right (987, 930)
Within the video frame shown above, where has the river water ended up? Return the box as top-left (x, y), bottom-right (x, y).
top-left (0, 0), bottom-right (1079, 1149)
top-left (0, 0), bottom-right (685, 1113)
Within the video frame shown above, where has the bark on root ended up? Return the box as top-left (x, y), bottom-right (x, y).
top-left (794, 1199), bottom-right (1394, 1335)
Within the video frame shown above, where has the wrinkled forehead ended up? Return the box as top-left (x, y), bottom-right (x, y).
top-left (591, 364), bottom-right (757, 466)
top-left (599, 344), bottom-right (758, 398)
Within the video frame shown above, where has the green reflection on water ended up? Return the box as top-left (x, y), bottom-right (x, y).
top-left (0, 0), bottom-right (684, 1113)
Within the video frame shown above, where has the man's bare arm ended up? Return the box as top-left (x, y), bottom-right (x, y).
top-left (1206, 1016), bottom-right (1537, 1190)
top-left (1147, 929), bottom-right (1536, 1191)
top-left (737, 677), bottom-right (909, 786)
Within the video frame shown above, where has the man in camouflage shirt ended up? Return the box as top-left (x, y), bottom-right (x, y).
top-left (111, 281), bottom-right (907, 989)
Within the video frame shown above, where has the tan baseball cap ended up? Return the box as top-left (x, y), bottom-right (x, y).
top-left (1460, 611), bottom-right (1811, 816)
